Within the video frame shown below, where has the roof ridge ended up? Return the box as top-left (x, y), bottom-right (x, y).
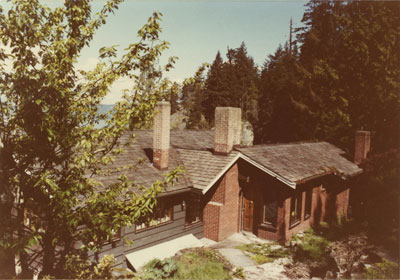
top-left (236, 141), bottom-right (330, 149)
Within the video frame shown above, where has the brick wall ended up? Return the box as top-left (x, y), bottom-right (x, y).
top-left (283, 190), bottom-right (312, 243)
top-left (203, 161), bottom-right (351, 244)
top-left (203, 202), bottom-right (221, 241)
top-left (336, 188), bottom-right (350, 220)
top-left (218, 163), bottom-right (240, 240)
top-left (309, 180), bottom-right (350, 226)
top-left (203, 163), bottom-right (240, 241)
top-left (354, 131), bottom-right (371, 164)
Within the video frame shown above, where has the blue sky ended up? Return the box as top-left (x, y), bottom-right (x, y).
top-left (75, 1), bottom-right (308, 103)
top-left (1, 0), bottom-right (308, 103)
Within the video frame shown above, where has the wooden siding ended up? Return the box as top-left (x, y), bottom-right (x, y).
top-left (98, 192), bottom-right (204, 269)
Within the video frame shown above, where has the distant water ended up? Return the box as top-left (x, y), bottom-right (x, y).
top-left (95, 104), bottom-right (114, 128)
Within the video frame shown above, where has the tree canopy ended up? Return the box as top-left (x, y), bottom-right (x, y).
top-left (0, 0), bottom-right (180, 278)
top-left (181, 0), bottom-right (399, 153)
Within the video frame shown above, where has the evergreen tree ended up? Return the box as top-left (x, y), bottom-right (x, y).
top-left (203, 51), bottom-right (227, 122)
top-left (297, 0), bottom-right (400, 152)
top-left (202, 43), bottom-right (259, 125)
top-left (257, 43), bottom-right (316, 143)
top-left (182, 64), bottom-right (209, 129)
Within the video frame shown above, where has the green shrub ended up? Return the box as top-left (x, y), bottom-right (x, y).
top-left (233, 267), bottom-right (245, 279)
top-left (363, 258), bottom-right (399, 279)
top-left (250, 254), bottom-right (274, 264)
top-left (171, 248), bottom-right (232, 280)
top-left (293, 231), bottom-right (331, 265)
top-left (141, 258), bottom-right (178, 279)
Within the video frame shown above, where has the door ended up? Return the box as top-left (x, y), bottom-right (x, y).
top-left (242, 189), bottom-right (254, 232)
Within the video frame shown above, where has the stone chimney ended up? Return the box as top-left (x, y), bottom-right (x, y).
top-left (354, 131), bottom-right (371, 164)
top-left (153, 101), bottom-right (170, 170)
top-left (214, 107), bottom-right (241, 155)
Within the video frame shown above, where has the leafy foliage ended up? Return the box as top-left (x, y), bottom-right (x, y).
top-left (170, 248), bottom-right (233, 280)
top-left (363, 258), bottom-right (399, 279)
top-left (296, 0), bottom-right (400, 152)
top-left (292, 229), bottom-right (332, 266)
top-left (141, 258), bottom-right (178, 280)
top-left (182, 1), bottom-right (399, 155)
top-left (203, 43), bottom-right (259, 125)
top-left (0, 1), bottom-right (180, 278)
top-left (181, 63), bottom-right (210, 129)
top-left (352, 149), bottom-right (400, 253)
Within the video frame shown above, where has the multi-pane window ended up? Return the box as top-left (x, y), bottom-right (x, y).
top-left (185, 193), bottom-right (202, 226)
top-left (304, 190), bottom-right (312, 219)
top-left (135, 202), bottom-right (173, 231)
top-left (262, 190), bottom-right (277, 227)
top-left (290, 192), bottom-right (302, 226)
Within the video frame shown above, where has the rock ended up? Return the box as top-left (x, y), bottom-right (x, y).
top-left (296, 232), bottom-right (305, 238)
top-left (244, 262), bottom-right (289, 280)
top-left (326, 233), bottom-right (373, 277)
top-left (364, 264), bottom-right (373, 270)
top-left (325, 270), bottom-right (335, 279)
top-left (273, 257), bottom-right (292, 266)
top-left (284, 262), bottom-right (311, 279)
top-left (360, 254), bottom-right (369, 262)
top-left (270, 244), bottom-right (283, 251)
top-left (241, 121), bottom-right (254, 146)
top-left (351, 261), bottom-right (365, 273)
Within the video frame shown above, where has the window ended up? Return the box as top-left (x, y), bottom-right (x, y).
top-left (185, 193), bottom-right (202, 226)
top-left (112, 228), bottom-right (121, 240)
top-left (135, 202), bottom-right (173, 231)
top-left (290, 192), bottom-right (302, 226)
top-left (262, 190), bottom-right (277, 227)
top-left (304, 190), bottom-right (312, 219)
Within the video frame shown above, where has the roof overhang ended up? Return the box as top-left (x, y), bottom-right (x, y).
top-left (238, 153), bottom-right (297, 189)
top-left (201, 152), bottom-right (296, 194)
top-left (202, 153), bottom-right (241, 194)
top-left (200, 151), bottom-right (362, 195)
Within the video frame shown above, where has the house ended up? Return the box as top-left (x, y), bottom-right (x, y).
top-left (96, 101), bottom-right (367, 271)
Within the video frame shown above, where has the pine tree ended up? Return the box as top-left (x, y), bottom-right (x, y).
top-left (202, 43), bottom-right (259, 125)
top-left (203, 51), bottom-right (227, 123)
top-left (257, 42), bottom-right (316, 143)
top-left (297, 0), bottom-right (400, 151)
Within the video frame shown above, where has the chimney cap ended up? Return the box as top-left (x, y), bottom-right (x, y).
top-left (356, 131), bottom-right (370, 135)
top-left (215, 106), bottom-right (241, 111)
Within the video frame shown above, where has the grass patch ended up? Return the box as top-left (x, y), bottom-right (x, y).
top-left (363, 258), bottom-right (399, 279)
top-left (292, 228), bottom-right (331, 265)
top-left (140, 248), bottom-right (233, 279)
top-left (237, 242), bottom-right (291, 264)
top-left (170, 248), bottom-right (233, 280)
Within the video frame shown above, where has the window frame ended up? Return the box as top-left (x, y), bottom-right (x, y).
top-left (135, 202), bottom-right (174, 232)
top-left (262, 190), bottom-right (278, 228)
top-left (304, 189), bottom-right (312, 220)
top-left (290, 192), bottom-right (302, 227)
top-left (184, 193), bottom-right (203, 227)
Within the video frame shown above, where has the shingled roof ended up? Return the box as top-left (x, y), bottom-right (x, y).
top-left (177, 149), bottom-right (239, 193)
top-left (236, 142), bottom-right (362, 187)
top-left (94, 130), bottom-right (215, 194)
top-left (96, 130), bottom-right (361, 194)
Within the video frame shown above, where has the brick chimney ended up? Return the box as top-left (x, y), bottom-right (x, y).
top-left (153, 101), bottom-right (170, 170)
top-left (354, 131), bottom-right (371, 164)
top-left (214, 107), bottom-right (241, 155)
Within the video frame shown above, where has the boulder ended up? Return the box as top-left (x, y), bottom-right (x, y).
top-left (241, 121), bottom-right (254, 146)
